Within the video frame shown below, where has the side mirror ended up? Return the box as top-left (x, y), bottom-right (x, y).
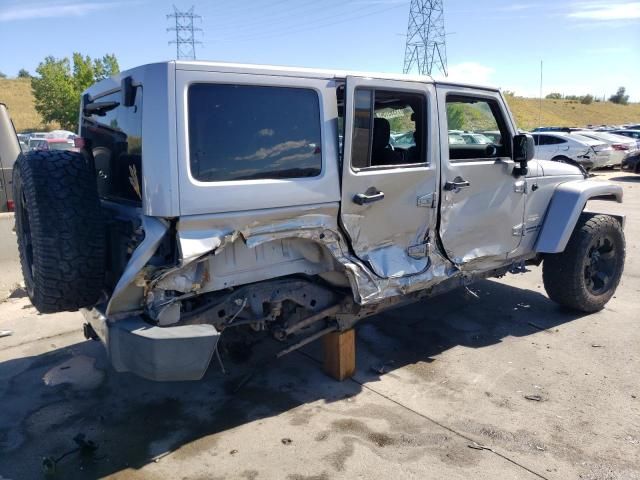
top-left (512, 133), bottom-right (535, 176)
top-left (513, 133), bottom-right (535, 163)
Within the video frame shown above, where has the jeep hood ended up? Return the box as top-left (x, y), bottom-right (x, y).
top-left (537, 159), bottom-right (583, 177)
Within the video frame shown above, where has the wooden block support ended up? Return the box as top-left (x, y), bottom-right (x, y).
top-left (323, 329), bottom-right (356, 381)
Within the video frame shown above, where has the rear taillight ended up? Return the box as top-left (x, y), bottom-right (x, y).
top-left (612, 143), bottom-right (629, 151)
top-left (7, 200), bottom-right (14, 212)
top-left (74, 137), bottom-right (85, 149)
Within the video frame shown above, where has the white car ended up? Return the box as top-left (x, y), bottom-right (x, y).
top-left (572, 130), bottom-right (638, 167)
top-left (459, 132), bottom-right (492, 144)
top-left (532, 132), bottom-right (611, 170)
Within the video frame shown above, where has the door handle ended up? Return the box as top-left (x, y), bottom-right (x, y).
top-left (444, 178), bottom-right (471, 191)
top-left (353, 189), bottom-right (385, 205)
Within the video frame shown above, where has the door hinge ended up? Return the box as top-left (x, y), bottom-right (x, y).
top-left (407, 241), bottom-right (431, 259)
top-left (417, 192), bottom-right (437, 208)
top-left (514, 180), bottom-right (527, 193)
top-left (512, 224), bottom-right (525, 237)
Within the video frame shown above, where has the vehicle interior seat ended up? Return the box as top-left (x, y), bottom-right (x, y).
top-left (371, 117), bottom-right (402, 166)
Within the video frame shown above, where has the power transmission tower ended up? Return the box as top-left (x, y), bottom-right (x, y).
top-left (167, 5), bottom-right (202, 60)
top-left (403, 0), bottom-right (448, 77)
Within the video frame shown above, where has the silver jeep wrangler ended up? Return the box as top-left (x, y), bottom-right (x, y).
top-left (5, 61), bottom-right (625, 381)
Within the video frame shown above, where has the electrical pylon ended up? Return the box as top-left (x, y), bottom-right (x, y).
top-left (403, 0), bottom-right (448, 77)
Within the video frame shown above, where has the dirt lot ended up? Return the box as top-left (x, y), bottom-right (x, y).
top-left (1, 170), bottom-right (639, 480)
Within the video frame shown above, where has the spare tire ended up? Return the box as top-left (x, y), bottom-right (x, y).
top-left (13, 150), bottom-right (105, 313)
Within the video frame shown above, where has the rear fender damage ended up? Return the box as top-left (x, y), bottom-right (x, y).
top-left (105, 211), bottom-right (459, 326)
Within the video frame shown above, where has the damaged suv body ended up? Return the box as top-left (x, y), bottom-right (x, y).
top-left (8, 61), bottom-right (625, 381)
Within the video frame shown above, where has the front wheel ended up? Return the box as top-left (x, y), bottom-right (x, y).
top-left (543, 213), bottom-right (625, 312)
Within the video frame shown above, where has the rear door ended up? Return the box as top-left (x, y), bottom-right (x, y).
top-left (437, 87), bottom-right (526, 268)
top-left (340, 76), bottom-right (438, 278)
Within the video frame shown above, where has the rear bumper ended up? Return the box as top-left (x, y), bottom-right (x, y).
top-left (82, 308), bottom-right (220, 381)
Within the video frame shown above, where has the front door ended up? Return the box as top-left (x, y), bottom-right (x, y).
top-left (438, 88), bottom-right (526, 268)
top-left (340, 76), bottom-right (438, 278)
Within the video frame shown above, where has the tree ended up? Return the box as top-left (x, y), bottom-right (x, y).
top-left (545, 93), bottom-right (562, 100)
top-left (447, 104), bottom-right (465, 130)
top-left (580, 94), bottom-right (594, 105)
top-left (31, 53), bottom-right (119, 130)
top-left (0, 71), bottom-right (6, 79)
top-left (17, 69), bottom-right (31, 78)
top-left (609, 87), bottom-right (629, 105)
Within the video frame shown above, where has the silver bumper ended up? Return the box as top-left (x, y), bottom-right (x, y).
top-left (82, 308), bottom-right (220, 382)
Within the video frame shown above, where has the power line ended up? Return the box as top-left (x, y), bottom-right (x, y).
top-left (167, 5), bottom-right (203, 61)
top-left (403, 0), bottom-right (448, 76)
top-left (209, 3), bottom-right (406, 44)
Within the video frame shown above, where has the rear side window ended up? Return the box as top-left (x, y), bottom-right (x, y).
top-left (81, 88), bottom-right (143, 204)
top-left (188, 84), bottom-right (322, 182)
top-left (538, 135), bottom-right (566, 145)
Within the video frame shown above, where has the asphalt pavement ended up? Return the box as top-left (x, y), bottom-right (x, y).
top-left (0, 170), bottom-right (639, 480)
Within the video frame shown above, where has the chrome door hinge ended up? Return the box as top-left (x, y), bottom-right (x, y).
top-left (417, 192), bottom-right (437, 208)
top-left (512, 224), bottom-right (525, 237)
top-left (514, 180), bottom-right (527, 193)
top-left (407, 241), bottom-right (431, 259)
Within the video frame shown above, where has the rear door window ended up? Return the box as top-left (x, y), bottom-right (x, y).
top-left (81, 88), bottom-right (143, 204)
top-left (188, 84), bottom-right (322, 182)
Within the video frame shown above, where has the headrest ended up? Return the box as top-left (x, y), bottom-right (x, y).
top-left (373, 117), bottom-right (391, 150)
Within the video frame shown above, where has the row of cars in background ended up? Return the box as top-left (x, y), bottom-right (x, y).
top-left (389, 124), bottom-right (640, 174)
top-left (17, 130), bottom-right (79, 153)
top-left (530, 125), bottom-right (640, 173)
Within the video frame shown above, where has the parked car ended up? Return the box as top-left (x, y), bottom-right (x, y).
top-left (1, 61), bottom-right (626, 382)
top-left (531, 132), bottom-right (611, 170)
top-left (28, 137), bottom-right (76, 152)
top-left (606, 129), bottom-right (640, 149)
top-left (623, 124), bottom-right (640, 130)
top-left (448, 132), bottom-right (466, 144)
top-left (480, 130), bottom-right (502, 143)
top-left (621, 151), bottom-right (640, 173)
top-left (459, 132), bottom-right (492, 144)
top-left (572, 130), bottom-right (638, 167)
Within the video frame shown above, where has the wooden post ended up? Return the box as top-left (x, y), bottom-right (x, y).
top-left (323, 329), bottom-right (356, 381)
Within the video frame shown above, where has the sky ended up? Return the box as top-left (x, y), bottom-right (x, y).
top-left (0, 0), bottom-right (639, 100)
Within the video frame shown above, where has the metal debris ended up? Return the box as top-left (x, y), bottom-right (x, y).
top-left (525, 394), bottom-right (543, 402)
top-left (591, 343), bottom-right (604, 348)
top-left (281, 438), bottom-right (292, 445)
top-left (370, 361), bottom-right (394, 375)
top-left (468, 441), bottom-right (493, 451)
top-left (0, 330), bottom-right (12, 338)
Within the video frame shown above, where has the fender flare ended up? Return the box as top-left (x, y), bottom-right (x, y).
top-left (535, 179), bottom-right (623, 253)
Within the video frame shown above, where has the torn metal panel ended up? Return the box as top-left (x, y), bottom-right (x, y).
top-left (111, 203), bottom-right (459, 320)
top-left (106, 216), bottom-right (169, 316)
top-left (178, 229), bottom-right (240, 265)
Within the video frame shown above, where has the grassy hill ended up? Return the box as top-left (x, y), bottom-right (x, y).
top-left (0, 78), bottom-right (58, 132)
top-left (507, 95), bottom-right (640, 131)
top-left (0, 78), bottom-right (638, 133)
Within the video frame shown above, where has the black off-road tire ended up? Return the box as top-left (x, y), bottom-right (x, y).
top-left (13, 151), bottom-right (105, 313)
top-left (543, 213), bottom-right (625, 313)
